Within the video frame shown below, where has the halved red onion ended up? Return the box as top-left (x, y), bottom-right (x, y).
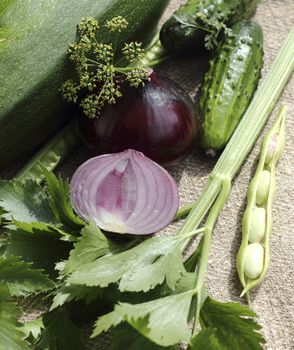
top-left (70, 149), bottom-right (179, 235)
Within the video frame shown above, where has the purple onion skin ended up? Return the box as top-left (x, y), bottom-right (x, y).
top-left (79, 71), bottom-right (199, 166)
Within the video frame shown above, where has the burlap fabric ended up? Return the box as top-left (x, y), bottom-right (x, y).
top-left (5, 0), bottom-right (294, 349)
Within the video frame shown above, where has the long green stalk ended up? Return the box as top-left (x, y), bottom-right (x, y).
top-left (193, 177), bottom-right (231, 330)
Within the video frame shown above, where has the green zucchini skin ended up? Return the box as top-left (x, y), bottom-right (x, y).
top-left (0, 0), bottom-right (169, 170)
top-left (160, 0), bottom-right (260, 53)
top-left (199, 20), bottom-right (263, 151)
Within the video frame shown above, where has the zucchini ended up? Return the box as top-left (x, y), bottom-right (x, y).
top-left (160, 0), bottom-right (260, 53)
top-left (0, 0), bottom-right (169, 170)
top-left (199, 20), bottom-right (263, 151)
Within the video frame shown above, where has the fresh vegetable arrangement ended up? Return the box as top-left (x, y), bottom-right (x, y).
top-left (0, 0), bottom-right (293, 349)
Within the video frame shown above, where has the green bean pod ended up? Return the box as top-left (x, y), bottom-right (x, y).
top-left (236, 106), bottom-right (286, 300)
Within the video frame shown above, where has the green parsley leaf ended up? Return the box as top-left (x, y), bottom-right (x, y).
top-left (92, 290), bottom-right (194, 347)
top-left (13, 220), bottom-right (77, 243)
top-left (50, 284), bottom-right (103, 310)
top-left (0, 256), bottom-right (54, 297)
top-left (189, 328), bottom-right (221, 350)
top-left (37, 308), bottom-right (85, 350)
top-left (68, 234), bottom-right (186, 292)
top-left (173, 11), bottom-right (232, 51)
top-left (5, 223), bottom-right (71, 277)
top-left (21, 317), bottom-right (44, 341)
top-left (0, 179), bottom-right (55, 224)
top-left (109, 324), bottom-right (177, 350)
top-left (43, 168), bottom-right (84, 230)
top-left (0, 285), bottom-right (30, 350)
top-left (51, 284), bottom-right (122, 320)
top-left (200, 298), bottom-right (265, 350)
top-left (61, 222), bottom-right (118, 275)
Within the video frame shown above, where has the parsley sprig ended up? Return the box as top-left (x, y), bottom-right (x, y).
top-left (174, 11), bottom-right (233, 50)
top-left (198, 12), bottom-right (233, 50)
top-left (60, 16), bottom-right (150, 118)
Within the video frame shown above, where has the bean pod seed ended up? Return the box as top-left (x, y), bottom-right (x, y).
top-left (236, 106), bottom-right (286, 300)
top-left (248, 207), bottom-right (266, 243)
top-left (265, 128), bottom-right (285, 164)
top-left (256, 170), bottom-right (271, 205)
top-left (244, 243), bottom-right (265, 279)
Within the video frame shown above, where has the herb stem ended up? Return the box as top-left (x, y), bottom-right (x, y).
top-left (193, 177), bottom-right (231, 331)
top-left (175, 16), bottom-right (213, 33)
top-left (178, 177), bottom-right (221, 253)
top-left (114, 67), bottom-right (130, 72)
top-left (145, 56), bottom-right (172, 67)
top-left (174, 204), bottom-right (193, 220)
top-left (138, 38), bottom-right (166, 67)
top-left (86, 58), bottom-right (100, 65)
top-left (112, 32), bottom-right (119, 63)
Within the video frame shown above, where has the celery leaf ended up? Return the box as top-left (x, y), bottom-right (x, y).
top-left (37, 308), bottom-right (85, 350)
top-left (109, 324), bottom-right (177, 350)
top-left (67, 234), bottom-right (186, 292)
top-left (0, 285), bottom-right (30, 350)
top-left (5, 223), bottom-right (71, 277)
top-left (0, 179), bottom-right (55, 224)
top-left (20, 317), bottom-right (44, 341)
top-left (92, 290), bottom-right (194, 347)
top-left (43, 168), bottom-right (84, 230)
top-left (51, 284), bottom-right (104, 310)
top-left (0, 256), bottom-right (54, 297)
top-left (199, 298), bottom-right (265, 350)
top-left (189, 328), bottom-right (221, 349)
top-left (61, 222), bottom-right (120, 275)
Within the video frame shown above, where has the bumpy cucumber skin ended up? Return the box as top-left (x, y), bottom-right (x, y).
top-left (0, 0), bottom-right (169, 170)
top-left (160, 0), bottom-right (260, 53)
top-left (199, 20), bottom-right (263, 151)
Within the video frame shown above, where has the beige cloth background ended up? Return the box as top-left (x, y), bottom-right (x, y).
top-left (5, 0), bottom-right (294, 349)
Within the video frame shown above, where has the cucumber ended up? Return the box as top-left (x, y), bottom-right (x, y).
top-left (199, 20), bottom-right (263, 151)
top-left (0, 0), bottom-right (169, 170)
top-left (160, 0), bottom-right (260, 53)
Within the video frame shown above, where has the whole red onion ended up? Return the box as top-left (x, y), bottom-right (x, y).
top-left (79, 70), bottom-right (198, 166)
